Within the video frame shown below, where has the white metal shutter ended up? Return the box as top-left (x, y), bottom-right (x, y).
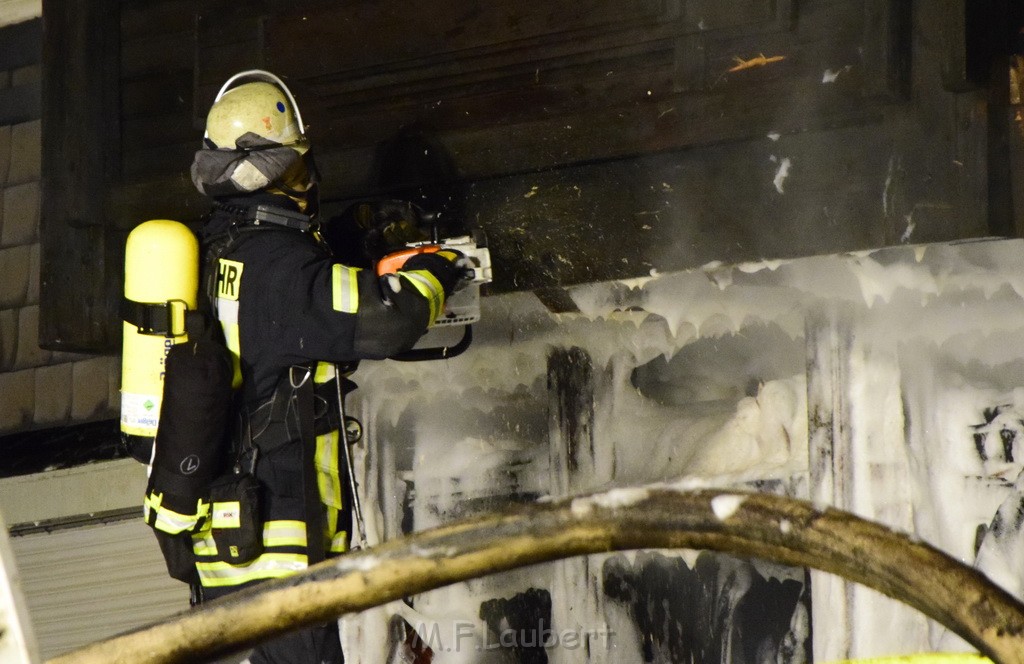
top-left (9, 517), bottom-right (189, 660)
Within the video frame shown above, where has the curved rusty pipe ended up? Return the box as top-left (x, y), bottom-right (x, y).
top-left (47, 488), bottom-right (1024, 664)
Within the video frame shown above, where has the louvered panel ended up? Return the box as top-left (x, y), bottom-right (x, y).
top-left (9, 519), bottom-right (188, 660)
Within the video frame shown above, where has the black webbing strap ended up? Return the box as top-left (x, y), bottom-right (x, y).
top-left (121, 297), bottom-right (189, 337)
top-left (213, 201), bottom-right (313, 232)
top-left (248, 377), bottom-right (340, 452)
top-left (293, 367), bottom-right (326, 566)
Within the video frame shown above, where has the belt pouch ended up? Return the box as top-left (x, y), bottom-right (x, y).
top-left (209, 472), bottom-right (263, 563)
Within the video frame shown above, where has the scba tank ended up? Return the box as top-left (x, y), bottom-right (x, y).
top-left (120, 219), bottom-right (198, 462)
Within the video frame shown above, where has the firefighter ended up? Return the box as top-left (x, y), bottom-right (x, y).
top-left (185, 70), bottom-right (464, 663)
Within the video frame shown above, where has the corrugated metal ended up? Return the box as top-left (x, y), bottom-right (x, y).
top-left (8, 517), bottom-right (188, 660)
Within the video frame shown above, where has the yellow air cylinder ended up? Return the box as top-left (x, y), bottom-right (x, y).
top-left (120, 220), bottom-right (199, 451)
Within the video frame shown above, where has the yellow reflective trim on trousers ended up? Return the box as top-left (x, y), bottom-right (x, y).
top-left (330, 530), bottom-right (349, 554)
top-left (263, 520), bottom-right (307, 548)
top-left (399, 270), bottom-right (444, 325)
top-left (192, 520), bottom-right (308, 557)
top-left (316, 430), bottom-right (343, 510)
top-left (144, 491), bottom-right (209, 535)
top-left (195, 553), bottom-right (308, 587)
top-left (331, 264), bottom-right (360, 313)
top-left (192, 531), bottom-right (216, 556)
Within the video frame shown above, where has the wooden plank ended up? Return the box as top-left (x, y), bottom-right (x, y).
top-left (39, 0), bottom-right (121, 351)
top-left (120, 0), bottom-right (197, 40)
top-left (120, 31), bottom-right (196, 77)
top-left (684, 0), bottom-right (780, 29)
top-left (0, 18), bottom-right (40, 70)
top-left (312, 46), bottom-right (676, 147)
top-left (151, 0), bottom-right (894, 192)
top-left (311, 73), bottom-right (887, 201)
top-left (192, 40), bottom-right (266, 122)
top-left (1012, 55), bottom-right (1024, 239)
top-left (102, 0), bottom-right (999, 319)
top-left (266, 0), bottom-right (670, 79)
top-left (547, 347), bottom-right (595, 496)
top-left (862, 0), bottom-right (911, 99)
top-left (120, 141), bottom-right (199, 185)
top-left (257, 0), bottom-right (895, 181)
top-left (444, 124), bottom-right (897, 293)
top-left (195, 3), bottom-right (267, 45)
top-left (805, 307), bottom-right (855, 661)
top-left (108, 176), bottom-right (208, 232)
top-left (121, 112), bottom-right (200, 151)
top-left (0, 81), bottom-right (40, 125)
top-left (546, 346), bottom-right (603, 664)
top-left (932, 0), bottom-right (1004, 93)
top-left (121, 71), bottom-right (193, 119)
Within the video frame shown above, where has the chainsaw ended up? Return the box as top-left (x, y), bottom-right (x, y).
top-left (376, 231), bottom-right (493, 328)
top-left (358, 200), bottom-right (492, 360)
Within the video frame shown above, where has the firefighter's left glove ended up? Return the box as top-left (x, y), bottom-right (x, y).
top-left (404, 250), bottom-right (472, 296)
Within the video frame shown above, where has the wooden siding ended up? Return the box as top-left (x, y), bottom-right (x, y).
top-left (40, 0), bottom-right (1023, 350)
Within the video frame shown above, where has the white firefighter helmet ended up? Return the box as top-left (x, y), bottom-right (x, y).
top-left (204, 70), bottom-right (308, 152)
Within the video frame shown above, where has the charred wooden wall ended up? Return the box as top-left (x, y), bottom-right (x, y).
top-left (40, 0), bottom-right (1024, 351)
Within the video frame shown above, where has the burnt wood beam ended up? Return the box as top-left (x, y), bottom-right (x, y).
top-left (548, 347), bottom-right (596, 496)
top-left (39, 0), bottom-right (121, 351)
top-left (48, 488), bottom-right (1024, 664)
top-left (1012, 52), bottom-right (1024, 238)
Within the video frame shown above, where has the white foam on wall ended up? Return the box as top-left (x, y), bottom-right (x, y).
top-left (341, 238), bottom-right (1024, 661)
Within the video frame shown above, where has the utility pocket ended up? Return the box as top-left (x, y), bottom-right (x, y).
top-left (154, 531), bottom-right (199, 584)
top-left (209, 472), bottom-right (263, 564)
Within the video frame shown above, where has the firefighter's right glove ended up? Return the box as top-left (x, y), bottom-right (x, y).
top-left (403, 250), bottom-right (472, 296)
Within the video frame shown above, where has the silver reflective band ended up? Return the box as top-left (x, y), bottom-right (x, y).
top-left (332, 264), bottom-right (360, 313)
top-left (216, 298), bottom-right (239, 324)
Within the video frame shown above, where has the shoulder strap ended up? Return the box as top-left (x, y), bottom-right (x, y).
top-left (293, 367), bottom-right (326, 566)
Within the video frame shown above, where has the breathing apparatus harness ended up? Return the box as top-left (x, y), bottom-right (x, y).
top-left (200, 200), bottom-right (362, 571)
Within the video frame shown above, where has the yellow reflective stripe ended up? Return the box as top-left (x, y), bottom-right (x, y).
top-left (330, 530), bottom-right (349, 554)
top-left (144, 492), bottom-right (209, 535)
top-left (195, 553), bottom-right (307, 587)
top-left (224, 323), bottom-right (242, 389)
top-left (192, 530), bottom-right (217, 556)
top-left (212, 502), bottom-right (241, 529)
top-left (331, 264), bottom-right (360, 313)
top-left (215, 298), bottom-right (243, 390)
top-left (316, 430), bottom-right (343, 510)
top-left (192, 519), bottom-right (308, 557)
top-left (263, 520), bottom-right (307, 548)
top-left (314, 361), bottom-right (335, 383)
top-left (399, 270), bottom-right (445, 325)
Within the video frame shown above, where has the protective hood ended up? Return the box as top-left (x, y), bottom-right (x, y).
top-left (191, 132), bottom-right (306, 199)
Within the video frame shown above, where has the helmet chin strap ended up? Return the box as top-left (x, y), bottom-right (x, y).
top-left (268, 150), bottom-right (320, 217)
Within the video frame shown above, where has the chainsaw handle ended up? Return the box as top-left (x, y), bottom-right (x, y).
top-left (391, 325), bottom-right (473, 362)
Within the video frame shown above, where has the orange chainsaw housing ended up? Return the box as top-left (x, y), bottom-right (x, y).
top-left (375, 244), bottom-right (441, 276)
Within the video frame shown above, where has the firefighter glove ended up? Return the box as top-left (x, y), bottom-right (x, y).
top-left (404, 250), bottom-right (471, 296)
